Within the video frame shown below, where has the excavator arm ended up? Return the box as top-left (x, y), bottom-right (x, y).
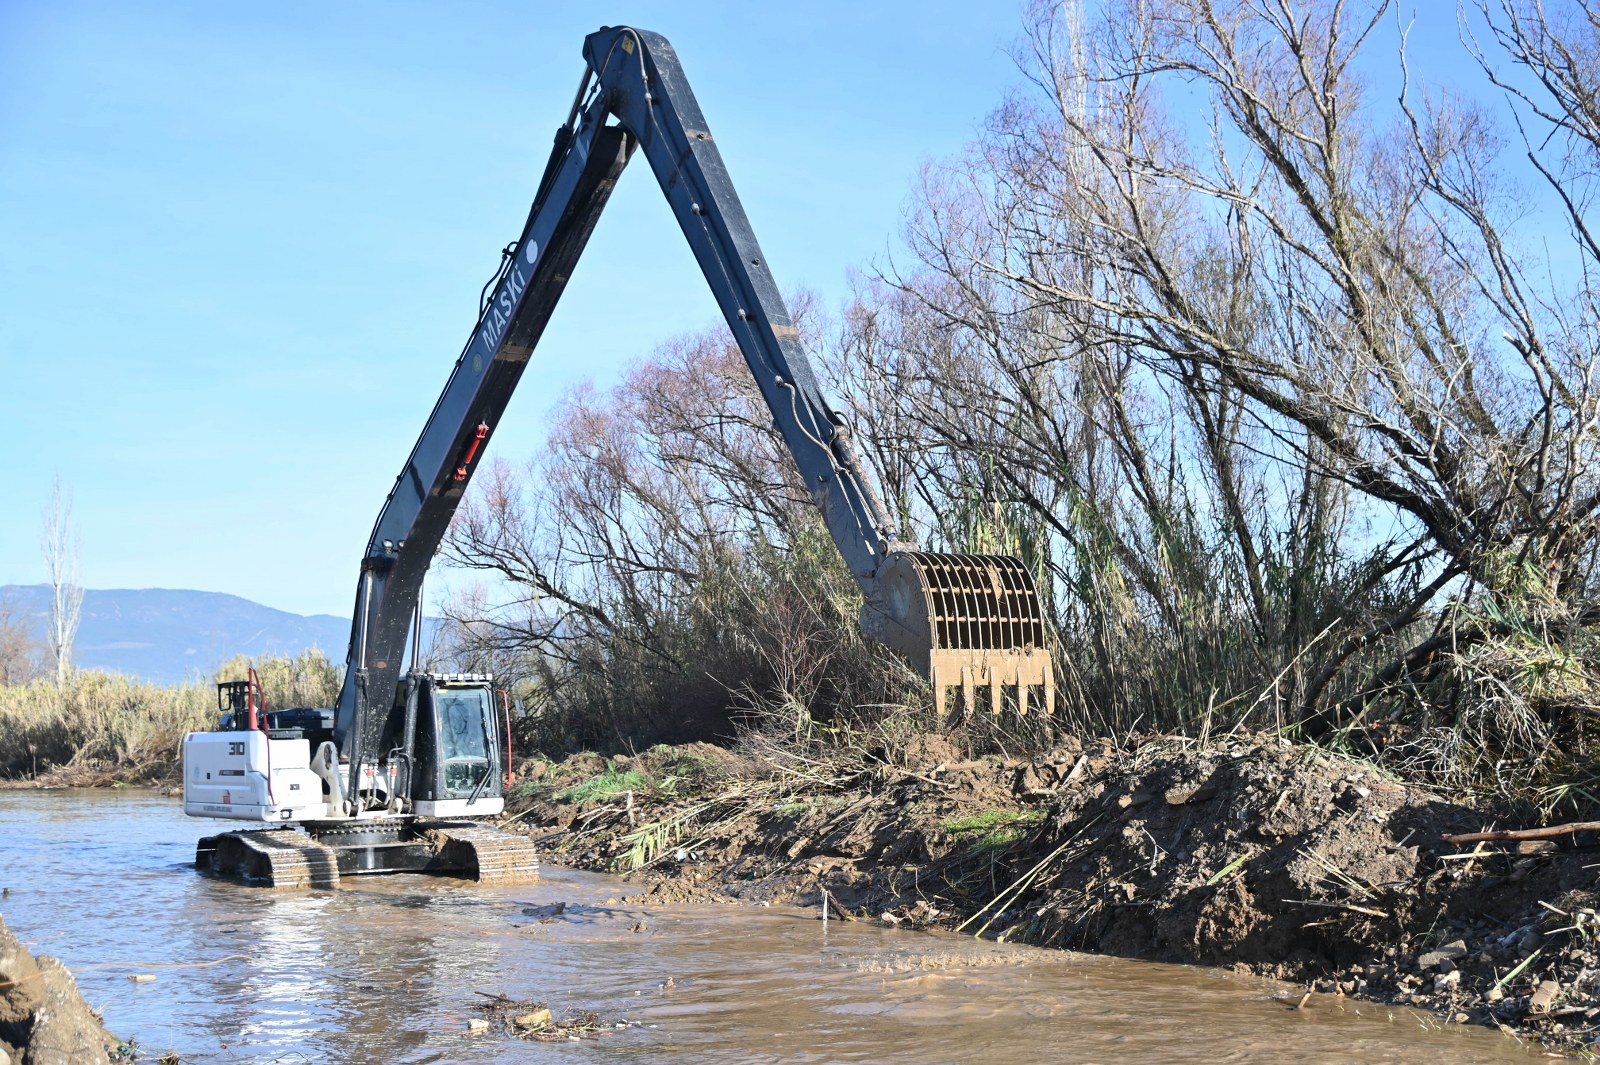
top-left (336, 26), bottom-right (1054, 806)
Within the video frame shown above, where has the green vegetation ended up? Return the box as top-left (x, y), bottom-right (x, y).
top-left (0, 649), bottom-right (341, 782)
top-left (943, 809), bottom-right (1045, 851)
top-left (555, 763), bottom-right (651, 804)
top-left (505, 769), bottom-right (556, 805)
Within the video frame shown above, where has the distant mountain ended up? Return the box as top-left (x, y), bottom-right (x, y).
top-left (0, 585), bottom-right (350, 684)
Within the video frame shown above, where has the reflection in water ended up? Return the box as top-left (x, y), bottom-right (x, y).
top-left (0, 790), bottom-right (1531, 1064)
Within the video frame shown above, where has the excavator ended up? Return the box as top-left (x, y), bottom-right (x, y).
top-left (183, 26), bottom-right (1054, 888)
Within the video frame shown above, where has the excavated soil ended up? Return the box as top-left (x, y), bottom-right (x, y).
top-left (508, 734), bottom-right (1600, 1054)
top-left (0, 915), bottom-right (122, 1065)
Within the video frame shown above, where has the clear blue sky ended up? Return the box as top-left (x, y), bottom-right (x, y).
top-left (0, 0), bottom-right (1025, 617)
top-left (0, 1), bottom-right (1501, 620)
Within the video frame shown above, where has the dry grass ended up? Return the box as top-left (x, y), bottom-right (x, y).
top-left (0, 650), bottom-right (341, 781)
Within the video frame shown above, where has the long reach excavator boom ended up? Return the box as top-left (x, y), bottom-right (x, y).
top-left (183, 26), bottom-right (1053, 888)
top-left (337, 25), bottom-right (1053, 763)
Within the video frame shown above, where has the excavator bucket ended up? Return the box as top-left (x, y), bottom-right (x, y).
top-left (869, 552), bottom-right (1054, 719)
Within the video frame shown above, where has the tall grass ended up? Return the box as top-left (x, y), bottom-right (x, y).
top-left (0, 649), bottom-right (342, 781)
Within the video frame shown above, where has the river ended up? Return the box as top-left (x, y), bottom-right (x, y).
top-left (0, 789), bottom-right (1530, 1063)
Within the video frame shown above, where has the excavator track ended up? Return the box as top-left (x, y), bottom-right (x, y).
top-left (195, 820), bottom-right (538, 889)
top-left (196, 829), bottom-right (342, 890)
top-left (421, 823), bottom-right (543, 884)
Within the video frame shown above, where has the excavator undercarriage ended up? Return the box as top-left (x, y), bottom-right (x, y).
top-left (195, 820), bottom-right (539, 890)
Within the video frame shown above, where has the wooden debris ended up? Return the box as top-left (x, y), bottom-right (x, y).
top-left (1442, 821), bottom-right (1600, 845)
top-left (1283, 899), bottom-right (1389, 918)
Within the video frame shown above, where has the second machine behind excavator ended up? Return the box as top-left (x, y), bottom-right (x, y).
top-left (182, 25), bottom-right (1054, 887)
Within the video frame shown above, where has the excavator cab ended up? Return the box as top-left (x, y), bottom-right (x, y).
top-left (403, 675), bottom-right (505, 815)
top-left (188, 670), bottom-right (530, 888)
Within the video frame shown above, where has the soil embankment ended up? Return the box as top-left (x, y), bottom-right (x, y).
top-left (0, 915), bottom-right (122, 1065)
top-left (507, 735), bottom-right (1600, 1054)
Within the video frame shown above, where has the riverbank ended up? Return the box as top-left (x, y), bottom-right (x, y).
top-left (503, 735), bottom-right (1600, 1055)
top-left (10, 721), bottom-right (1595, 1053)
top-left (0, 652), bottom-right (339, 788)
top-left (0, 915), bottom-right (126, 1065)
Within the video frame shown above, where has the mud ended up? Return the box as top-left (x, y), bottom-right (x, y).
top-left (0, 915), bottom-right (124, 1065)
top-left (508, 734), bottom-right (1600, 1054)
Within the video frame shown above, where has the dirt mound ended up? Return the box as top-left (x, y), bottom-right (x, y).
top-left (1026, 737), bottom-right (1475, 969)
top-left (511, 734), bottom-right (1600, 1052)
top-left (0, 915), bottom-right (120, 1065)
top-left (1024, 737), bottom-right (1600, 1046)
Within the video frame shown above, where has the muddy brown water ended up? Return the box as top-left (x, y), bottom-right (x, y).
top-left (0, 789), bottom-right (1534, 1064)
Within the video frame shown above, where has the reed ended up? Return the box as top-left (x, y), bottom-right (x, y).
top-left (0, 649), bottom-right (341, 781)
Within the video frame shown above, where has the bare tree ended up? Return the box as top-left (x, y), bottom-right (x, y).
top-left (828, 0), bottom-right (1600, 751)
top-left (441, 306), bottom-right (909, 751)
top-left (41, 476), bottom-right (83, 686)
top-left (0, 591), bottom-right (40, 685)
top-left (441, 0), bottom-right (1600, 796)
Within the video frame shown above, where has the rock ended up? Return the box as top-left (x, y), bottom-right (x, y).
top-left (0, 1046), bottom-right (11, 1065)
top-left (467, 1018), bottom-right (490, 1033)
top-left (1433, 970), bottom-right (1461, 992)
top-left (1163, 783), bottom-right (1217, 806)
top-left (0, 915), bottom-right (115, 1065)
top-left (513, 1008), bottom-right (552, 1029)
top-left (1416, 940), bottom-right (1469, 971)
top-left (1528, 980), bottom-right (1562, 1015)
